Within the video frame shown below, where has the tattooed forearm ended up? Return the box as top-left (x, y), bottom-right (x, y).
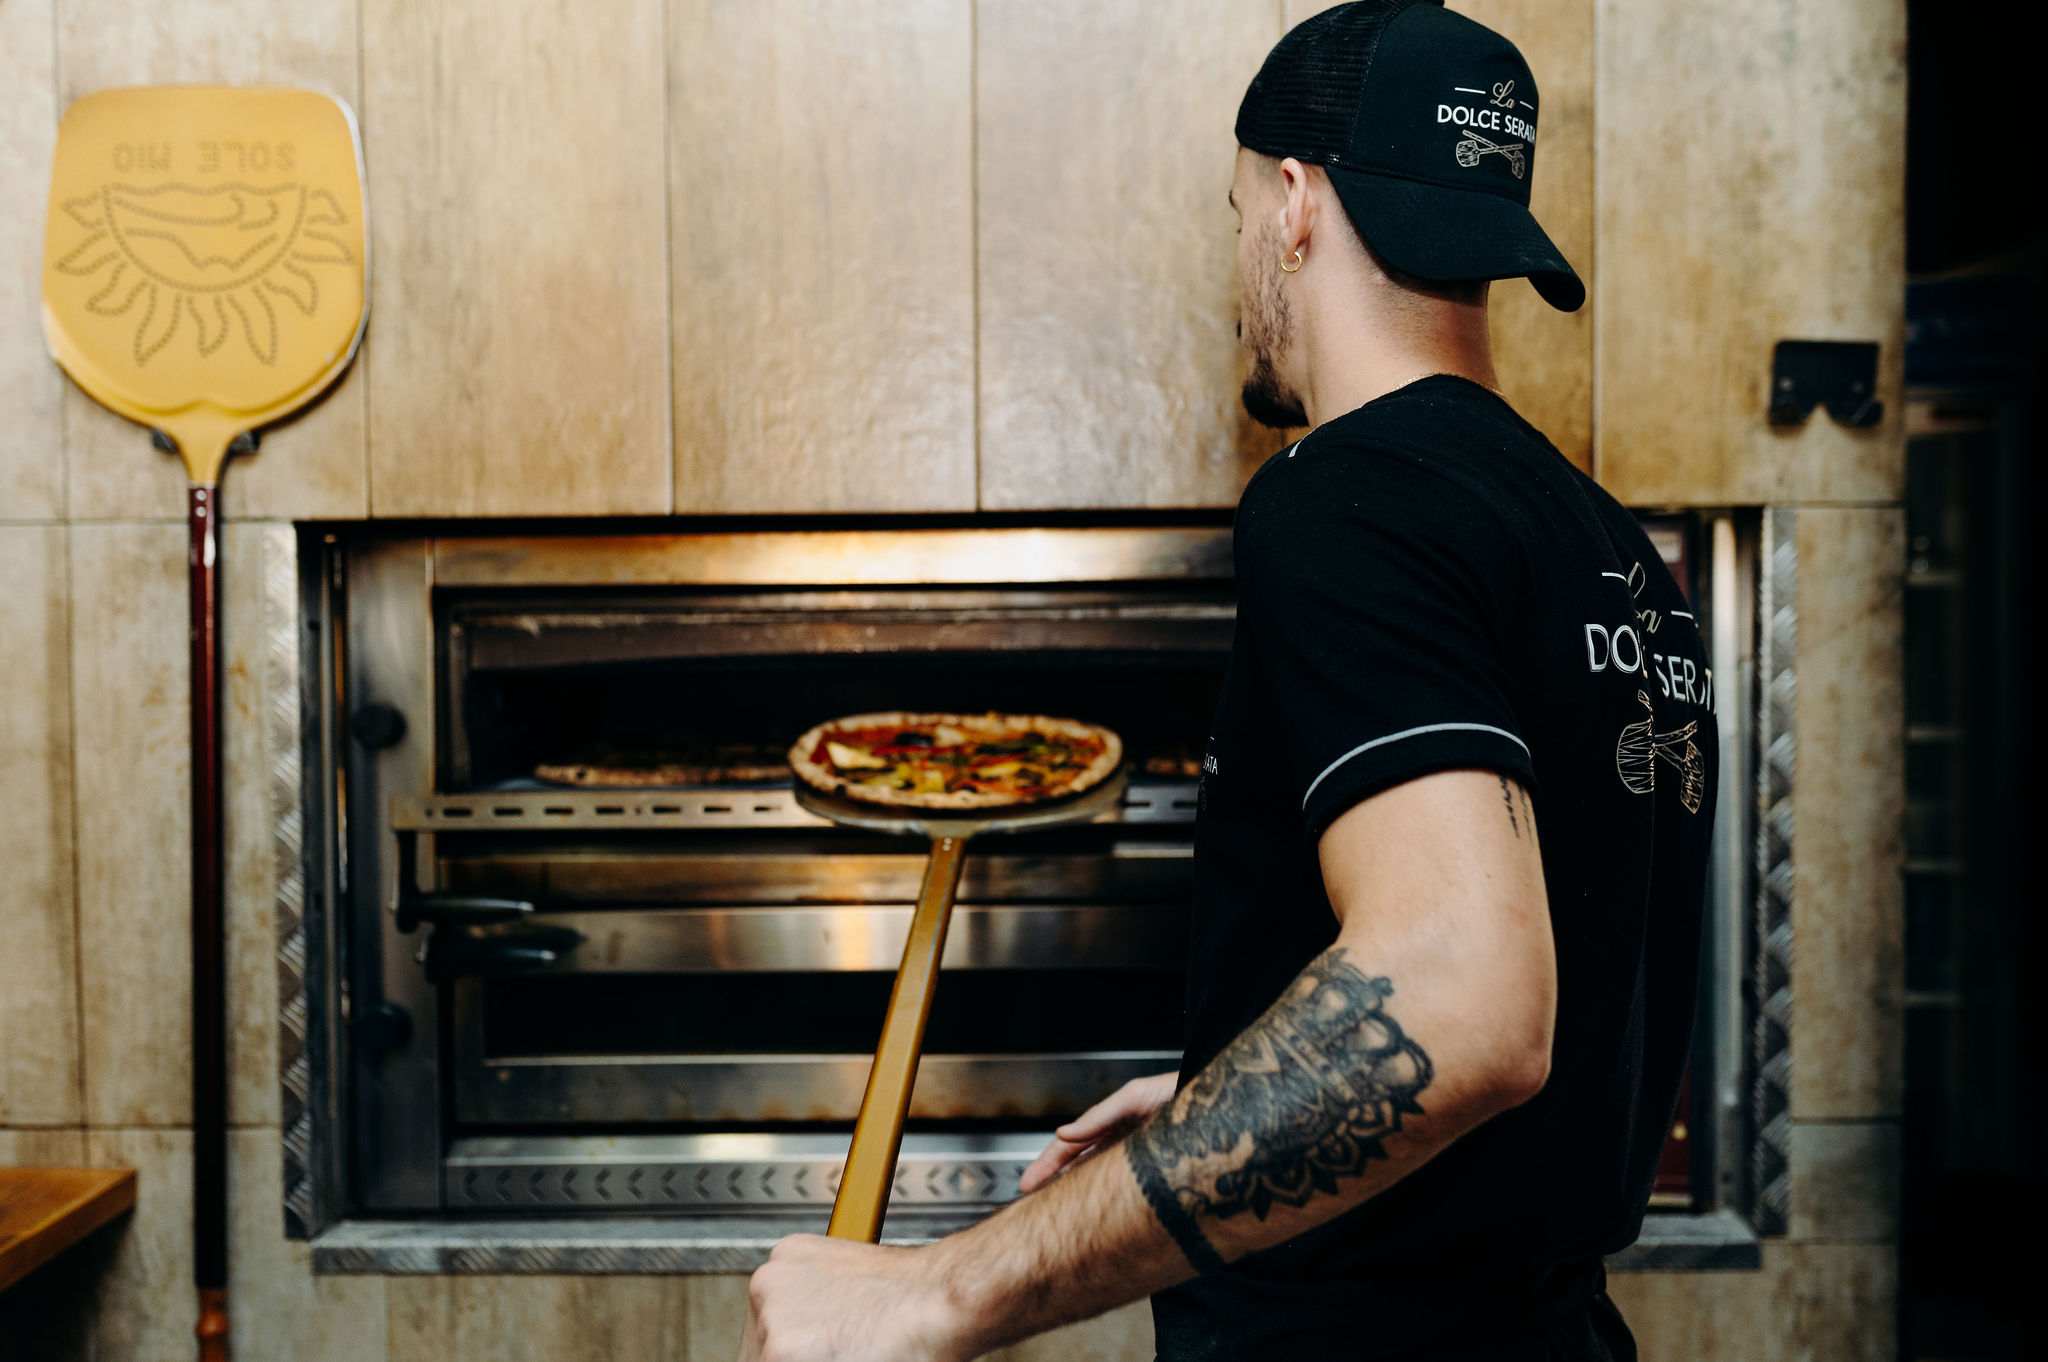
top-left (1124, 948), bottom-right (1433, 1271)
top-left (1498, 776), bottom-right (1519, 837)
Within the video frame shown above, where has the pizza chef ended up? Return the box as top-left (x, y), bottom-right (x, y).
top-left (739, 4), bottom-right (1715, 1359)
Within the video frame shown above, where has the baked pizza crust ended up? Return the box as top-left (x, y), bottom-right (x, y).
top-left (787, 711), bottom-right (1123, 810)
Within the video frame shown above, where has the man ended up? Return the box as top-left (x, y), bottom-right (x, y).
top-left (741, 3), bottom-right (1715, 1358)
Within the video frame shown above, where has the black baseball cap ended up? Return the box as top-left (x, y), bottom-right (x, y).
top-left (1237, 0), bottom-right (1584, 312)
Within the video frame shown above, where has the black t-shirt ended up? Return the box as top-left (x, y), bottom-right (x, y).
top-left (1151, 377), bottom-right (1716, 1361)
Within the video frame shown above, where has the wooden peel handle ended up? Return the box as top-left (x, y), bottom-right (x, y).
top-left (826, 835), bottom-right (970, 1242)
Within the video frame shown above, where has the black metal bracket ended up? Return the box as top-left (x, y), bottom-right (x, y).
top-left (1767, 340), bottom-right (1883, 428)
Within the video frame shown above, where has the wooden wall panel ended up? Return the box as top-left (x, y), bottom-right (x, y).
top-left (387, 1277), bottom-right (690, 1362)
top-left (1281, 0), bottom-right (1595, 469)
top-left (1595, 0), bottom-right (1906, 504)
top-left (0, 528), bottom-right (81, 1125)
top-left (976, 0), bottom-right (1283, 511)
top-left (52, 0), bottom-right (368, 521)
top-left (362, 0), bottom-right (671, 517)
top-left (1791, 507), bottom-right (1905, 1119)
top-left (0, 0), bottom-right (63, 520)
top-left (69, 523), bottom-right (191, 1126)
top-left (669, 0), bottom-right (975, 513)
top-left (1611, 1243), bottom-right (1895, 1362)
top-left (1461, 0), bottom-right (1594, 468)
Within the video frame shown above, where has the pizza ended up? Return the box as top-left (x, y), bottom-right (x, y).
top-left (787, 711), bottom-right (1122, 810)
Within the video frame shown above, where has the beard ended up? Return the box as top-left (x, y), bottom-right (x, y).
top-left (1239, 230), bottom-right (1307, 429)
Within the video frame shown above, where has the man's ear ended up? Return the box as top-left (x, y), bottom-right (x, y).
top-left (1277, 156), bottom-right (1317, 259)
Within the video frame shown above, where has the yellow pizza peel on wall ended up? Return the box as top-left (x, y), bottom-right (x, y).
top-left (40, 85), bottom-right (367, 1362)
top-left (41, 86), bottom-right (367, 484)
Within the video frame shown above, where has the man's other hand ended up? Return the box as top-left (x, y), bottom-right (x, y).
top-left (738, 1235), bottom-right (974, 1362)
top-left (1017, 1071), bottom-right (1178, 1194)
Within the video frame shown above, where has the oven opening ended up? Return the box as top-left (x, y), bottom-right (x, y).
top-left (442, 588), bottom-right (1235, 792)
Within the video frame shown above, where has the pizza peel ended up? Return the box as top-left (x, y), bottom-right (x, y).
top-left (793, 768), bottom-right (1129, 1243)
top-left (41, 87), bottom-right (367, 1362)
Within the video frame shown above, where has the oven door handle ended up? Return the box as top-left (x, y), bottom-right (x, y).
top-left (422, 924), bottom-right (583, 984)
top-left (393, 829), bottom-right (537, 933)
top-left (395, 891), bottom-right (535, 935)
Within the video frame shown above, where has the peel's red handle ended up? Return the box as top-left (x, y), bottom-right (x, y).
top-left (189, 486), bottom-right (229, 1360)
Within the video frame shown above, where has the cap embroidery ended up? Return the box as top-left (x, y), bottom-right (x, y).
top-left (1454, 126), bottom-right (1526, 179)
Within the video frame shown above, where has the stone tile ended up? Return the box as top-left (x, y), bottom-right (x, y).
top-left (70, 522), bottom-right (190, 1126)
top-left (0, 1127), bottom-right (88, 1164)
top-left (975, 0), bottom-right (1284, 510)
top-left (229, 1127), bottom-right (387, 1362)
top-left (1608, 1241), bottom-right (1895, 1362)
top-left (0, 0), bottom-right (63, 520)
top-left (1789, 1120), bottom-right (1901, 1243)
top-left (53, 0), bottom-right (367, 521)
top-left (1791, 508), bottom-right (1906, 1121)
top-left (684, 1275), bottom-right (750, 1359)
top-left (363, 0), bottom-right (671, 517)
top-left (223, 522), bottom-right (293, 1127)
top-left (0, 527), bottom-right (82, 1126)
top-left (669, 0), bottom-right (975, 513)
top-left (80, 1126), bottom-right (193, 1362)
top-left (1595, 0), bottom-right (1905, 504)
top-left (386, 1275), bottom-right (692, 1362)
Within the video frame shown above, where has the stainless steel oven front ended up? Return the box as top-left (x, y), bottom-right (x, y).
top-left (322, 527), bottom-right (1236, 1216)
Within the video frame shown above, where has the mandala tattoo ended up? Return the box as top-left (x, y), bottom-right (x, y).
top-left (1125, 948), bottom-right (1433, 1272)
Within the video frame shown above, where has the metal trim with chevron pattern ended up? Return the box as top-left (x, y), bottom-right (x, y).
top-left (1748, 509), bottom-right (1796, 1236)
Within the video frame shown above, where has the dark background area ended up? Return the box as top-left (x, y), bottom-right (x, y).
top-left (1902, 6), bottom-right (2044, 1360)
top-left (1908, 6), bottom-right (2048, 273)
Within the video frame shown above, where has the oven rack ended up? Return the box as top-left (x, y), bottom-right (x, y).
top-left (391, 781), bottom-right (1201, 832)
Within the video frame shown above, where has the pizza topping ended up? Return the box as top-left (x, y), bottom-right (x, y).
top-left (826, 741), bottom-right (889, 771)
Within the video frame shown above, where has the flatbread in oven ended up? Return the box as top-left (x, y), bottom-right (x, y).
top-left (787, 711), bottom-right (1122, 810)
top-left (534, 761), bottom-right (788, 788)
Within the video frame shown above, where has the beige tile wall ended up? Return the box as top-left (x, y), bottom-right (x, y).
top-left (1, 1), bottom-right (1901, 1358)
top-left (0, 0), bottom-right (63, 520)
top-left (0, 527), bottom-right (81, 1126)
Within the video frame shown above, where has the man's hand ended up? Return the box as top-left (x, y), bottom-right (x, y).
top-left (1017, 1071), bottom-right (1178, 1193)
top-left (738, 1236), bottom-right (975, 1362)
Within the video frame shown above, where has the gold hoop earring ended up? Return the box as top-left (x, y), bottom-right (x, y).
top-left (1280, 249), bottom-right (1304, 273)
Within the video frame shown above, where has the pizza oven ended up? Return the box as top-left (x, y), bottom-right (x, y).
top-left (313, 526), bottom-right (1235, 1217)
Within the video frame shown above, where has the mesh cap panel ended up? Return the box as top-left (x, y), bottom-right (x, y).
top-left (1234, 0), bottom-right (1435, 164)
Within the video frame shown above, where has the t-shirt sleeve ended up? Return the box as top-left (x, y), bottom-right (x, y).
top-left (1237, 458), bottom-right (1534, 837)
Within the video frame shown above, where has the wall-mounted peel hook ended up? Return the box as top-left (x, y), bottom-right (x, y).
top-left (1768, 340), bottom-right (1883, 428)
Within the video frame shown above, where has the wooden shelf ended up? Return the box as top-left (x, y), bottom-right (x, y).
top-left (0, 1168), bottom-right (136, 1294)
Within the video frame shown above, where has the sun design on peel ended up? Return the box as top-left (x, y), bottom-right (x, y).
top-left (52, 181), bottom-right (354, 367)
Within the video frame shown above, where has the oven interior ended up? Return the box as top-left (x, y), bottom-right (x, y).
top-left (341, 560), bottom-right (1232, 1214)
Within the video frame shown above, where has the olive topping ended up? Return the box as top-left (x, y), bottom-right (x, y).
top-left (893, 731), bottom-right (935, 747)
